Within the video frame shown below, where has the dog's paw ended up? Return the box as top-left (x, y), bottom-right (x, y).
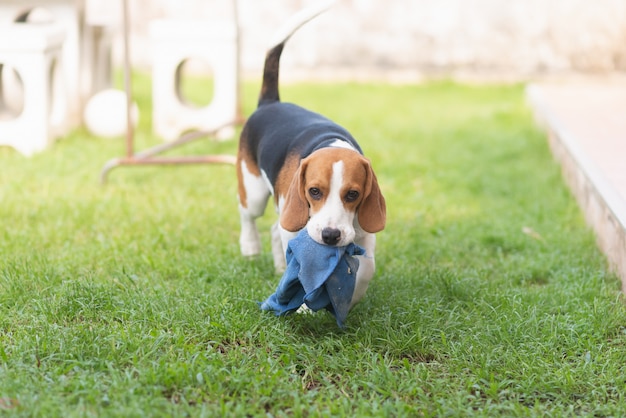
top-left (239, 226), bottom-right (262, 257)
top-left (240, 246), bottom-right (261, 257)
top-left (272, 253), bottom-right (287, 274)
top-left (296, 304), bottom-right (313, 315)
top-left (240, 240), bottom-right (261, 257)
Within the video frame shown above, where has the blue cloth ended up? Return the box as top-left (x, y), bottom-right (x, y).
top-left (260, 229), bottom-right (365, 327)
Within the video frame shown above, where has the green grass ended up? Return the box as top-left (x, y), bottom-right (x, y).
top-left (1, 74), bottom-right (625, 417)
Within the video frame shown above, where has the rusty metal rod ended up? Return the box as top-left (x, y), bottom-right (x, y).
top-left (134, 122), bottom-right (239, 159)
top-left (100, 154), bottom-right (236, 184)
top-left (122, 0), bottom-right (134, 157)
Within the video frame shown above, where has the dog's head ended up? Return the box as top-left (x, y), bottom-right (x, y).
top-left (280, 147), bottom-right (386, 246)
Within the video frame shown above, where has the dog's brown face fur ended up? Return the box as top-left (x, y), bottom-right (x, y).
top-left (280, 148), bottom-right (386, 245)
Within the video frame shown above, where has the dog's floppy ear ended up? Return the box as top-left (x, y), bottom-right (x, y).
top-left (358, 161), bottom-right (386, 233)
top-left (280, 159), bottom-right (310, 232)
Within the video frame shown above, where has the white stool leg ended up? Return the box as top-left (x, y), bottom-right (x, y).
top-left (0, 24), bottom-right (66, 156)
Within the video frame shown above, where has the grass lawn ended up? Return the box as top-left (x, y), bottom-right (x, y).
top-left (1, 74), bottom-right (625, 417)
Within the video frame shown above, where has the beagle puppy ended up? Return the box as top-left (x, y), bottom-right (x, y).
top-left (236, 2), bottom-right (386, 309)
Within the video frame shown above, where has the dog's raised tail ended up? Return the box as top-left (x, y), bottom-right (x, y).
top-left (258, 0), bottom-right (336, 106)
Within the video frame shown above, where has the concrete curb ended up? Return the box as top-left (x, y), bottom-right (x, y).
top-left (526, 84), bottom-right (626, 293)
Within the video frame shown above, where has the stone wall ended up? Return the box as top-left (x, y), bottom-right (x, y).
top-left (95, 0), bottom-right (626, 81)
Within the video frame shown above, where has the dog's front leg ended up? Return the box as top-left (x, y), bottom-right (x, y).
top-left (239, 203), bottom-right (262, 257)
top-left (351, 232), bottom-right (377, 308)
top-left (272, 223), bottom-right (298, 273)
top-left (270, 222), bottom-right (287, 272)
top-left (237, 160), bottom-right (271, 257)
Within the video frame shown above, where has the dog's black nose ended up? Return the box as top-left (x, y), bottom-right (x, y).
top-left (322, 228), bottom-right (341, 245)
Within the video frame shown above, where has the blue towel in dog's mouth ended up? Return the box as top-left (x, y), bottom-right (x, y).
top-left (259, 228), bottom-right (365, 327)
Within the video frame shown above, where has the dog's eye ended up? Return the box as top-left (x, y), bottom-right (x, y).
top-left (309, 187), bottom-right (322, 200)
top-left (345, 190), bottom-right (359, 202)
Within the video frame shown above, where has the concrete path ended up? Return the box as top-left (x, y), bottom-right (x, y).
top-left (527, 80), bottom-right (626, 292)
